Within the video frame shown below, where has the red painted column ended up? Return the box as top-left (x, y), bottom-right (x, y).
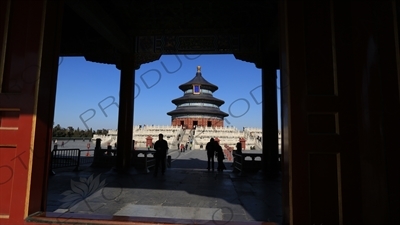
top-left (261, 66), bottom-right (279, 178)
top-left (29, 0), bottom-right (64, 214)
top-left (0, 0), bottom-right (62, 224)
top-left (116, 55), bottom-right (135, 172)
top-left (280, 1), bottom-right (400, 224)
top-left (350, 2), bottom-right (400, 223)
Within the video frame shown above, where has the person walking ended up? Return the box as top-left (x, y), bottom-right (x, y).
top-left (216, 142), bottom-right (226, 172)
top-left (153, 133), bottom-right (169, 177)
top-left (206, 138), bottom-right (216, 171)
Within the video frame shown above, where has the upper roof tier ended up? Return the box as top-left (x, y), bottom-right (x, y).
top-left (171, 94), bottom-right (225, 106)
top-left (178, 66), bottom-right (218, 92)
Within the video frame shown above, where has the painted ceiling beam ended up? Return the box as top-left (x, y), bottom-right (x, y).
top-left (66, 0), bottom-right (131, 54)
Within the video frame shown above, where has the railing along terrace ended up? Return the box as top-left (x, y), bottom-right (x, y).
top-left (132, 150), bottom-right (156, 173)
top-left (80, 150), bottom-right (94, 164)
top-left (51, 148), bottom-right (94, 173)
top-left (51, 149), bottom-right (94, 171)
top-left (51, 148), bottom-right (80, 171)
top-left (232, 152), bottom-right (263, 175)
top-left (134, 125), bottom-right (182, 131)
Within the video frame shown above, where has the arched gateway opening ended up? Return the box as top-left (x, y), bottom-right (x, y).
top-left (1, 1), bottom-right (399, 225)
top-left (48, 54), bottom-right (273, 223)
top-left (23, 0), bottom-right (281, 222)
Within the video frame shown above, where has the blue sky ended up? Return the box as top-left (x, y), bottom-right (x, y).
top-left (54, 54), bottom-right (280, 131)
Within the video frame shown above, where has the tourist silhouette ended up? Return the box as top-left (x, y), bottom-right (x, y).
top-left (205, 138), bottom-right (216, 171)
top-left (153, 133), bottom-right (169, 177)
top-left (236, 141), bottom-right (242, 154)
top-left (216, 142), bottom-right (226, 172)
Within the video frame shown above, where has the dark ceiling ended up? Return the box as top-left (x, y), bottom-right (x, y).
top-left (60, 0), bottom-right (279, 68)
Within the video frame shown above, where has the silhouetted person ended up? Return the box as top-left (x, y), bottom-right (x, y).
top-left (153, 133), bottom-right (169, 177)
top-left (206, 138), bottom-right (216, 171)
top-left (216, 142), bottom-right (226, 172)
top-left (236, 142), bottom-right (242, 154)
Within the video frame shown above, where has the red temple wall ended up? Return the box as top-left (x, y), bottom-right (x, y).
top-left (0, 0), bottom-right (62, 224)
top-left (171, 117), bottom-right (224, 129)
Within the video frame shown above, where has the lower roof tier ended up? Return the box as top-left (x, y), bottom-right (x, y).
top-left (167, 106), bottom-right (229, 118)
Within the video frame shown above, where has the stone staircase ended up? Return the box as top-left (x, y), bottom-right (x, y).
top-left (172, 129), bottom-right (187, 150)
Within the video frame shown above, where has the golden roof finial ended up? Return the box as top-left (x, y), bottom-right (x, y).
top-left (197, 65), bottom-right (201, 72)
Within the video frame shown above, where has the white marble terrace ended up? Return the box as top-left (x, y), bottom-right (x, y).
top-left (92, 125), bottom-right (281, 152)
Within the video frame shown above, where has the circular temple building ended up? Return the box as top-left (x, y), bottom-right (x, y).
top-left (167, 66), bottom-right (229, 129)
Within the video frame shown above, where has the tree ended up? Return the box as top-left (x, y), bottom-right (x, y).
top-left (52, 125), bottom-right (106, 137)
top-left (67, 126), bottom-right (74, 137)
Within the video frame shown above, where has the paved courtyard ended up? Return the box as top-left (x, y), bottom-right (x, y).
top-left (46, 149), bottom-right (282, 224)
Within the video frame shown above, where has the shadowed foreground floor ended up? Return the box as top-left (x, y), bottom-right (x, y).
top-left (46, 149), bottom-right (282, 225)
